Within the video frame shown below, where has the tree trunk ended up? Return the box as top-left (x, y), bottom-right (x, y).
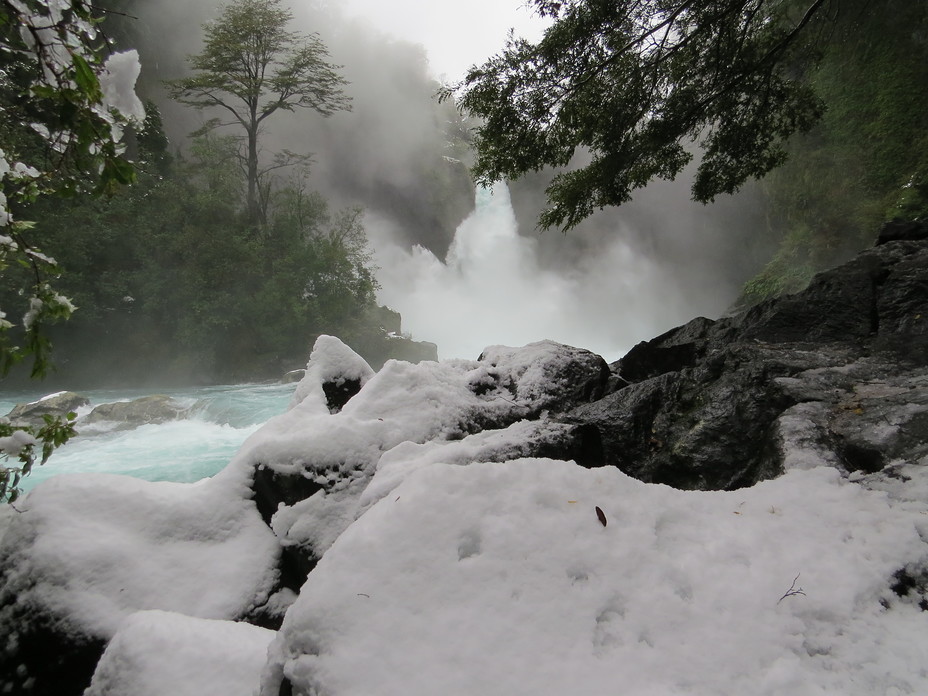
top-left (246, 124), bottom-right (262, 230)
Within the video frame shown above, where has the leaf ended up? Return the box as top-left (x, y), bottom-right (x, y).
top-left (595, 505), bottom-right (607, 527)
top-left (72, 55), bottom-right (102, 101)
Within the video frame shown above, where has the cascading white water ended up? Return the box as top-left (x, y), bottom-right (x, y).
top-left (373, 182), bottom-right (688, 362)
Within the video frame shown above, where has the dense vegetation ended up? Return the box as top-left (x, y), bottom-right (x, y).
top-left (0, 0), bottom-right (396, 388)
top-left (743, 0), bottom-right (928, 302)
top-left (448, 0), bottom-right (928, 302)
top-left (3, 108), bottom-right (383, 386)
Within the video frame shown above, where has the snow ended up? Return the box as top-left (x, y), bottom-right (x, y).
top-left (263, 460), bottom-right (928, 696)
top-left (225, 339), bottom-right (532, 559)
top-left (2, 336), bottom-right (928, 695)
top-left (476, 339), bottom-right (605, 408)
top-left (0, 429), bottom-right (37, 457)
top-left (99, 50), bottom-right (145, 124)
top-left (85, 610), bottom-right (274, 696)
top-left (0, 471), bottom-right (279, 639)
top-left (289, 334), bottom-right (375, 412)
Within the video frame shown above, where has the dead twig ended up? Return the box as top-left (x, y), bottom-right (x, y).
top-left (777, 573), bottom-right (806, 604)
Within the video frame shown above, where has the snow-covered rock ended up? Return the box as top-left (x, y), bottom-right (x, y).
top-left (0, 467), bottom-right (279, 695)
top-left (4, 391), bottom-right (89, 426)
top-left (248, 336), bottom-right (604, 592)
top-left (289, 335), bottom-right (376, 414)
top-left (3, 231), bottom-right (928, 696)
top-left (260, 459), bottom-right (928, 696)
top-left (85, 610), bottom-right (274, 696)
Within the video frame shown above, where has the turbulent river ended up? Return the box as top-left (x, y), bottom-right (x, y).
top-left (0, 383), bottom-right (294, 494)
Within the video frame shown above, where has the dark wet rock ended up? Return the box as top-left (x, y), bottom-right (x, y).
top-left (560, 236), bottom-right (928, 491)
top-left (876, 219), bottom-right (928, 245)
top-left (5, 391), bottom-right (88, 427)
top-left (82, 395), bottom-right (188, 429)
top-left (252, 460), bottom-right (323, 592)
top-left (0, 603), bottom-right (105, 696)
top-left (350, 306), bottom-right (440, 370)
top-left (321, 377), bottom-right (365, 414)
top-left (383, 335), bottom-right (439, 366)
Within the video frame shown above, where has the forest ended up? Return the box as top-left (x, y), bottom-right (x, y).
top-left (1, 0), bottom-right (927, 388)
top-left (0, 0), bottom-right (470, 388)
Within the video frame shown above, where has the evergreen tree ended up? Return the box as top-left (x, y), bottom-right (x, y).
top-left (444, 0), bottom-right (831, 230)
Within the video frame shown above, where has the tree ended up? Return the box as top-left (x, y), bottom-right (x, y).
top-left (166, 0), bottom-right (351, 228)
top-left (443, 0), bottom-right (832, 230)
top-left (0, 0), bottom-right (143, 501)
top-left (736, 0), bottom-right (928, 304)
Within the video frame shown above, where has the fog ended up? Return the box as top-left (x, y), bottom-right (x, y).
top-left (118, 0), bottom-right (772, 363)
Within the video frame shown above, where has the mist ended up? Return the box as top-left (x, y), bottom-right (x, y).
top-left (117, 0), bottom-right (772, 363)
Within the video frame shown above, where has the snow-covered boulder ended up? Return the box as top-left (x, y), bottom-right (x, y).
top-left (476, 340), bottom-right (610, 415)
top-left (260, 458), bottom-right (928, 696)
top-left (85, 610), bottom-right (275, 696)
top-left (289, 335), bottom-right (376, 415)
top-left (245, 337), bottom-right (606, 592)
top-left (0, 467), bottom-right (279, 696)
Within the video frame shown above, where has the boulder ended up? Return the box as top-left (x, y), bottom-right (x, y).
top-left (560, 236), bottom-right (928, 490)
top-left (476, 340), bottom-right (611, 416)
top-left (84, 611), bottom-right (275, 696)
top-left (288, 335), bottom-right (376, 414)
top-left (5, 391), bottom-right (89, 427)
top-left (876, 218), bottom-right (928, 245)
top-left (248, 337), bottom-right (611, 593)
top-left (0, 472), bottom-right (280, 696)
top-left (82, 395), bottom-right (189, 428)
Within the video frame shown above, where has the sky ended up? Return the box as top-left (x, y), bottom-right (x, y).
top-left (337, 0), bottom-right (550, 81)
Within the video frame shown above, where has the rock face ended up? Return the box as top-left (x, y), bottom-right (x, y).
top-left (5, 391), bottom-right (89, 426)
top-left (561, 233), bottom-right (928, 490)
top-left (351, 305), bottom-right (440, 369)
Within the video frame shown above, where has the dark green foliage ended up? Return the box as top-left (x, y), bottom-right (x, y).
top-left (8, 120), bottom-right (381, 386)
top-left (445, 0), bottom-right (830, 230)
top-left (746, 0), bottom-right (928, 302)
top-left (0, 0), bottom-right (141, 380)
top-left (165, 0), bottom-right (351, 228)
top-left (0, 413), bottom-right (77, 504)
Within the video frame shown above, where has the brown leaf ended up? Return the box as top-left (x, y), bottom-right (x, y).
top-left (595, 506), bottom-right (607, 527)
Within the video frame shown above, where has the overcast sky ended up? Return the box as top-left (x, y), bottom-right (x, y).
top-left (337, 0), bottom-right (550, 80)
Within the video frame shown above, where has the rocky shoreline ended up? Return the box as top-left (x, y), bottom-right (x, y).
top-left (1, 220), bottom-right (926, 696)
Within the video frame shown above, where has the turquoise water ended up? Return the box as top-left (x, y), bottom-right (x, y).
top-left (0, 383), bottom-right (294, 492)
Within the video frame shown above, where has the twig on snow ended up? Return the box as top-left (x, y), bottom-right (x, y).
top-left (777, 573), bottom-right (806, 604)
